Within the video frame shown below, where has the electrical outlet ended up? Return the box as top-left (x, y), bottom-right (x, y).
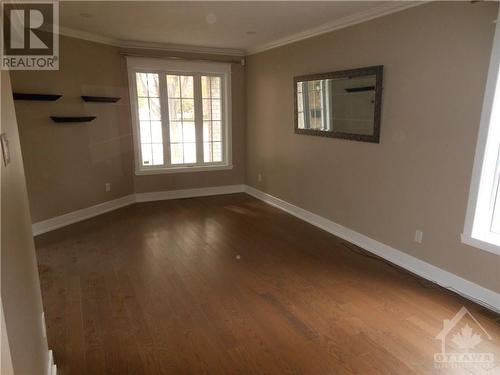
top-left (414, 230), bottom-right (423, 244)
top-left (105, 182), bottom-right (111, 192)
top-left (258, 173), bottom-right (262, 183)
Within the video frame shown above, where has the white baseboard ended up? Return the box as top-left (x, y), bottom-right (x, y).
top-left (244, 185), bottom-right (500, 313)
top-left (135, 184), bottom-right (245, 202)
top-left (47, 350), bottom-right (56, 375)
top-left (31, 183), bottom-right (500, 313)
top-left (32, 195), bottom-right (136, 236)
top-left (32, 185), bottom-right (245, 236)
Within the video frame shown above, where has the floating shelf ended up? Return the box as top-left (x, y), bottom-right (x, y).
top-left (13, 93), bottom-right (62, 101)
top-left (50, 116), bottom-right (96, 123)
top-left (81, 96), bottom-right (121, 103)
top-left (345, 86), bottom-right (375, 93)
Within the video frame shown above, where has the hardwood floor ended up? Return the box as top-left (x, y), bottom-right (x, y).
top-left (35, 193), bottom-right (500, 374)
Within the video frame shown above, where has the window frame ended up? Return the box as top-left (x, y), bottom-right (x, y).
top-left (126, 57), bottom-right (232, 175)
top-left (462, 9), bottom-right (500, 256)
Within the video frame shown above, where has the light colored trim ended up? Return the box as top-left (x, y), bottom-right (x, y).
top-left (244, 185), bottom-right (500, 313)
top-left (462, 6), bottom-right (500, 256)
top-left (59, 26), bottom-right (245, 57)
top-left (47, 350), bottom-right (55, 375)
top-left (135, 184), bottom-right (245, 203)
top-left (31, 185), bottom-right (245, 235)
top-left (246, 1), bottom-right (425, 55)
top-left (32, 195), bottom-right (136, 236)
top-left (135, 164), bottom-right (233, 175)
top-left (461, 234), bottom-right (500, 257)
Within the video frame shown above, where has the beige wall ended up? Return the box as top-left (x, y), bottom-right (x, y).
top-left (11, 36), bottom-right (246, 222)
top-left (245, 1), bottom-right (500, 293)
top-left (1, 71), bottom-right (48, 374)
top-left (11, 36), bottom-right (135, 223)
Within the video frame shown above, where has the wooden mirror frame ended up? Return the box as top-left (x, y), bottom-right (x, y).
top-left (294, 65), bottom-right (383, 143)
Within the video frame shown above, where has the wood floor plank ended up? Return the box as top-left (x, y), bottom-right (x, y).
top-left (35, 193), bottom-right (500, 374)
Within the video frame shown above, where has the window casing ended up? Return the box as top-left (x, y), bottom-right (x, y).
top-left (127, 57), bottom-right (232, 174)
top-left (463, 10), bottom-right (500, 256)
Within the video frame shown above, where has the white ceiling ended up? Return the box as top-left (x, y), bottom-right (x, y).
top-left (59, 1), bottom-right (421, 56)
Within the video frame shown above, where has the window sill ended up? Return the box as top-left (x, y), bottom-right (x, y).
top-left (135, 164), bottom-right (233, 176)
top-left (461, 232), bottom-right (500, 256)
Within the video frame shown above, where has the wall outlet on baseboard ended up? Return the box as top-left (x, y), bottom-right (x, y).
top-left (105, 182), bottom-right (111, 192)
top-left (258, 173), bottom-right (262, 183)
top-left (414, 230), bottom-right (423, 244)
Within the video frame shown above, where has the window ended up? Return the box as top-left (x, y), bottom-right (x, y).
top-left (127, 57), bottom-right (232, 174)
top-left (463, 13), bottom-right (500, 255)
top-left (296, 80), bottom-right (332, 131)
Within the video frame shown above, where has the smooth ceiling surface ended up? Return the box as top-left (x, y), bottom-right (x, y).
top-left (60, 1), bottom-right (397, 53)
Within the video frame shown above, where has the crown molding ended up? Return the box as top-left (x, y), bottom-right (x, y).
top-left (59, 2), bottom-right (425, 58)
top-left (59, 26), bottom-right (117, 46)
top-left (245, 1), bottom-right (426, 55)
top-left (58, 26), bottom-right (246, 57)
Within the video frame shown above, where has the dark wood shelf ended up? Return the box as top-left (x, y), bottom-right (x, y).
top-left (50, 116), bottom-right (96, 123)
top-left (13, 93), bottom-right (62, 101)
top-left (345, 86), bottom-right (375, 93)
top-left (81, 96), bottom-right (121, 103)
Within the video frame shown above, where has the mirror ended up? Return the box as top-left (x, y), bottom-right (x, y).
top-left (294, 65), bottom-right (383, 143)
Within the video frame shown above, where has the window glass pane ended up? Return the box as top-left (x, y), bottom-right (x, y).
top-left (149, 98), bottom-right (161, 120)
top-left (182, 99), bottom-right (195, 121)
top-left (167, 74), bottom-right (197, 166)
top-left (141, 144), bottom-right (152, 166)
top-left (150, 121), bottom-right (162, 143)
top-left (210, 76), bottom-right (221, 98)
top-left (152, 144), bottom-right (164, 165)
top-left (203, 121), bottom-right (211, 142)
top-left (180, 76), bottom-right (194, 98)
top-left (147, 73), bottom-right (159, 97)
top-left (183, 122), bottom-right (196, 143)
top-left (184, 143), bottom-right (196, 164)
top-left (167, 75), bottom-right (180, 98)
top-left (202, 75), bottom-right (224, 163)
top-left (211, 99), bottom-right (221, 120)
top-left (203, 99), bottom-right (212, 120)
top-left (168, 99), bottom-right (182, 121)
top-left (136, 73), bottom-right (148, 97)
top-left (201, 76), bottom-right (209, 98)
top-left (136, 72), bottom-right (163, 168)
top-left (138, 98), bottom-right (150, 120)
top-left (170, 122), bottom-right (183, 143)
top-left (140, 121), bottom-right (151, 143)
top-left (212, 142), bottom-right (222, 162)
top-left (203, 142), bottom-right (211, 162)
top-left (212, 121), bottom-right (221, 142)
top-left (171, 143), bottom-right (183, 164)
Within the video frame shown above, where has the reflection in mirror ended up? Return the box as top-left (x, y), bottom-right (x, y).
top-left (295, 66), bottom-right (383, 143)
